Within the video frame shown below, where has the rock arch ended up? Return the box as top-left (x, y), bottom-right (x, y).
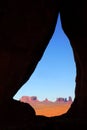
top-left (0, 0), bottom-right (87, 129)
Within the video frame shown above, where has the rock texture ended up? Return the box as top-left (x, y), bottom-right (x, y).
top-left (20, 96), bottom-right (39, 103)
top-left (20, 96), bottom-right (72, 103)
top-left (0, 0), bottom-right (87, 129)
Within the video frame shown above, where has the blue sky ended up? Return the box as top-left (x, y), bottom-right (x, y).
top-left (14, 14), bottom-right (76, 101)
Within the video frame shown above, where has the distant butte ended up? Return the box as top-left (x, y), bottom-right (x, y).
top-left (20, 96), bottom-right (72, 104)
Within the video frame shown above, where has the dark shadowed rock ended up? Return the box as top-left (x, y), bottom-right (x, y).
top-left (31, 96), bottom-right (38, 101)
top-left (0, 0), bottom-right (87, 129)
top-left (20, 96), bottom-right (39, 103)
top-left (68, 96), bottom-right (72, 102)
top-left (56, 97), bottom-right (65, 102)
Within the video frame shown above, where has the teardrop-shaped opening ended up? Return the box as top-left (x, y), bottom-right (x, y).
top-left (14, 14), bottom-right (76, 117)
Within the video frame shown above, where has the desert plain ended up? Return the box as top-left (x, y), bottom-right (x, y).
top-left (20, 96), bottom-right (72, 117)
top-left (29, 101), bottom-right (71, 117)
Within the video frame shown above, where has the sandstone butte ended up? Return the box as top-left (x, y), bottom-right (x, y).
top-left (20, 96), bottom-right (72, 117)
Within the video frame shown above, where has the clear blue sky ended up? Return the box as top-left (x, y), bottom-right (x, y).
top-left (14, 14), bottom-right (76, 101)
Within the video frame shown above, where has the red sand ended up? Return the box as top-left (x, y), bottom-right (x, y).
top-left (29, 102), bottom-right (71, 117)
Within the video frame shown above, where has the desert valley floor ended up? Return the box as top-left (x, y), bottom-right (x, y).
top-left (29, 101), bottom-right (71, 117)
top-left (20, 96), bottom-right (72, 117)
